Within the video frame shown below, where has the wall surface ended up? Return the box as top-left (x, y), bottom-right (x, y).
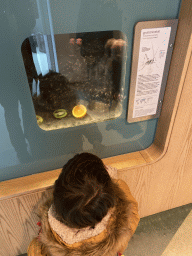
top-left (1, 0), bottom-right (192, 255)
top-left (0, 0), bottom-right (181, 182)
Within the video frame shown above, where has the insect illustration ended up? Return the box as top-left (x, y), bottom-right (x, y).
top-left (138, 42), bottom-right (158, 72)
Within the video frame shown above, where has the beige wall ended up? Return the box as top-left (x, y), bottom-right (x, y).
top-left (0, 0), bottom-right (192, 255)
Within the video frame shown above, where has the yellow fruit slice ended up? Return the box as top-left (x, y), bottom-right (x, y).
top-left (72, 105), bottom-right (87, 118)
top-left (36, 115), bottom-right (43, 124)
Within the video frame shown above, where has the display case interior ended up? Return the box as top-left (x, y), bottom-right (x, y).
top-left (21, 30), bottom-right (127, 131)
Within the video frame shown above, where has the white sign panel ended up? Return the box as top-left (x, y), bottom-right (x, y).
top-left (133, 27), bottom-right (171, 118)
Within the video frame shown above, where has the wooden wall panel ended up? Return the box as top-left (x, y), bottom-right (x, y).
top-left (0, 189), bottom-right (53, 256)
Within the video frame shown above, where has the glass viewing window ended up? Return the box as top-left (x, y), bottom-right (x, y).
top-left (21, 30), bottom-right (127, 131)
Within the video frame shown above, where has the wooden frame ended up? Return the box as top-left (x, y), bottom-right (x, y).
top-left (1, 0), bottom-right (192, 254)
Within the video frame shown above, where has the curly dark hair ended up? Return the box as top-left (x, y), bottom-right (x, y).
top-left (53, 153), bottom-right (116, 229)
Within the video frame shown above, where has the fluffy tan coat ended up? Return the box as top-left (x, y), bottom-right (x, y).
top-left (28, 166), bottom-right (140, 256)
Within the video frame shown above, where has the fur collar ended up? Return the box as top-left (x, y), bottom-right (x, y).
top-left (48, 203), bottom-right (115, 245)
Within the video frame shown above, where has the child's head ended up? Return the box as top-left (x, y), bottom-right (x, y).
top-left (53, 153), bottom-right (116, 229)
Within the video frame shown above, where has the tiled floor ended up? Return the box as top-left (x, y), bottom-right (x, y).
top-left (124, 203), bottom-right (192, 256)
top-left (18, 203), bottom-right (192, 256)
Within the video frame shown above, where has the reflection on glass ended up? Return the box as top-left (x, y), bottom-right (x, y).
top-left (22, 31), bottom-right (127, 130)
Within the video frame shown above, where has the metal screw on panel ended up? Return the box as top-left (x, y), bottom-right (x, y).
top-left (170, 44), bottom-right (173, 47)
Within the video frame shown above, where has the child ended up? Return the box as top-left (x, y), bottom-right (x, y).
top-left (28, 153), bottom-right (140, 255)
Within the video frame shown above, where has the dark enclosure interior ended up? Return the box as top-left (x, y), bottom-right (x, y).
top-left (21, 31), bottom-right (127, 130)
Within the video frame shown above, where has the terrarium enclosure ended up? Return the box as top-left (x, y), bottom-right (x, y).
top-left (0, 0), bottom-right (181, 182)
top-left (22, 30), bottom-right (127, 131)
